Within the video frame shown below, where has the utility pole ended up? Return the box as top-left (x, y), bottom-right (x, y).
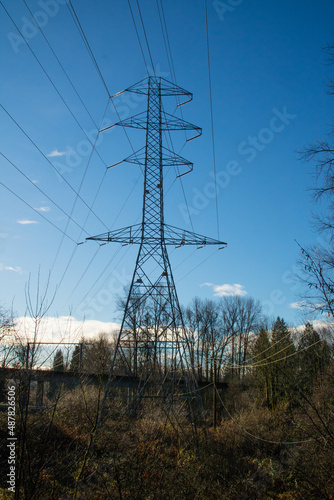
top-left (87, 76), bottom-right (226, 424)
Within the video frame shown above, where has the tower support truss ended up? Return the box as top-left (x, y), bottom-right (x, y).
top-left (88, 77), bottom-right (226, 424)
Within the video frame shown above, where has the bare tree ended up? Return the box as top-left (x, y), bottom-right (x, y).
top-left (0, 304), bottom-right (17, 367)
top-left (81, 332), bottom-right (114, 375)
top-left (220, 296), bottom-right (262, 379)
top-left (297, 40), bottom-right (334, 317)
top-left (185, 296), bottom-right (262, 382)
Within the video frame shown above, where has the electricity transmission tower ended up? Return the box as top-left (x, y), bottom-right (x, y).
top-left (87, 76), bottom-right (226, 420)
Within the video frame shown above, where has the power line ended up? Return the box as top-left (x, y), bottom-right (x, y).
top-left (49, 101), bottom-right (110, 273)
top-left (63, 3), bottom-right (205, 317)
top-left (177, 248), bottom-right (220, 283)
top-left (136, 0), bottom-right (155, 74)
top-left (153, 3), bottom-right (196, 230)
top-left (66, 245), bottom-right (101, 302)
top-left (64, 0), bottom-right (146, 182)
top-left (156, 0), bottom-right (175, 81)
top-left (77, 245), bottom-right (124, 306)
top-left (0, 151), bottom-right (90, 237)
top-left (0, 1), bottom-right (108, 168)
top-left (127, 0), bottom-right (149, 74)
top-left (55, 243), bottom-right (79, 291)
top-left (204, 0), bottom-right (220, 240)
top-left (161, 102), bottom-right (195, 232)
top-left (69, 206), bottom-right (144, 314)
top-left (0, 180), bottom-right (77, 244)
top-left (0, 104), bottom-right (110, 232)
top-left (66, 0), bottom-right (111, 97)
top-left (158, 1), bottom-right (177, 82)
top-left (110, 3), bottom-right (199, 280)
top-left (3, 2), bottom-right (116, 301)
top-left (22, 0), bottom-right (98, 129)
top-left (215, 387), bottom-right (315, 445)
top-left (50, 168), bottom-right (108, 295)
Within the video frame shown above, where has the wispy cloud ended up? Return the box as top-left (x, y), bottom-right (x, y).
top-left (201, 282), bottom-right (247, 297)
top-left (0, 264), bottom-right (22, 273)
top-left (47, 149), bottom-right (69, 158)
top-left (35, 206), bottom-right (50, 212)
top-left (17, 219), bottom-right (38, 225)
top-left (290, 301), bottom-right (307, 310)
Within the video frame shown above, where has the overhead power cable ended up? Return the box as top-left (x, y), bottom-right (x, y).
top-left (136, 0), bottom-right (155, 74)
top-left (127, 0), bottom-right (149, 74)
top-left (0, 104), bottom-right (110, 232)
top-left (152, 2), bottom-right (196, 230)
top-left (158, 0), bottom-right (176, 82)
top-left (0, 180), bottom-right (77, 244)
top-left (0, 152), bottom-right (90, 237)
top-left (156, 0), bottom-right (173, 80)
top-left (76, 245), bottom-right (124, 307)
top-left (161, 101), bottom-right (195, 232)
top-left (177, 249), bottom-right (220, 283)
top-left (65, 0), bottom-right (145, 181)
top-left (215, 388), bottom-right (315, 445)
top-left (22, 0), bottom-right (98, 129)
top-left (204, 0), bottom-right (220, 240)
top-left (0, 1), bottom-right (107, 168)
top-left (113, 2), bottom-right (200, 304)
top-left (128, 0), bottom-right (196, 231)
top-left (66, 245), bottom-right (101, 302)
top-left (66, 0), bottom-right (111, 97)
top-left (50, 168), bottom-right (108, 293)
top-left (55, 243), bottom-right (78, 290)
top-left (49, 100), bottom-right (110, 273)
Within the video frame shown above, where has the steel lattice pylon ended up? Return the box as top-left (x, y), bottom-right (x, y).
top-left (87, 77), bottom-right (226, 420)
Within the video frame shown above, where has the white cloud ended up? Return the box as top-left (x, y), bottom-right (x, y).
top-left (14, 316), bottom-right (120, 343)
top-left (201, 282), bottom-right (247, 297)
top-left (47, 149), bottom-right (69, 157)
top-left (17, 219), bottom-right (38, 225)
top-left (35, 206), bottom-right (50, 212)
top-left (294, 319), bottom-right (334, 334)
top-left (290, 301), bottom-right (307, 310)
top-left (0, 264), bottom-right (22, 273)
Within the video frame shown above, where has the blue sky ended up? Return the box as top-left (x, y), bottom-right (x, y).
top-left (1, 0), bottom-right (334, 334)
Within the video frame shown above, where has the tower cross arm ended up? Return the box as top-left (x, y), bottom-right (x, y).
top-left (164, 224), bottom-right (227, 247)
top-left (86, 223), bottom-right (227, 248)
top-left (111, 77), bottom-right (193, 100)
top-left (86, 224), bottom-right (142, 244)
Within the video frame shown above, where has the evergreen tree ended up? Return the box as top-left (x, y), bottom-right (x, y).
top-left (298, 323), bottom-right (331, 389)
top-left (82, 334), bottom-right (113, 375)
top-left (252, 328), bottom-right (273, 407)
top-left (48, 349), bottom-right (64, 400)
top-left (270, 317), bottom-right (296, 405)
top-left (52, 349), bottom-right (65, 371)
top-left (70, 344), bottom-right (81, 372)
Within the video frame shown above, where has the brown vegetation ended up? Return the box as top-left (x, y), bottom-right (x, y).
top-left (0, 313), bottom-right (333, 499)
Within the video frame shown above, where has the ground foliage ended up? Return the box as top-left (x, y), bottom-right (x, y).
top-left (0, 328), bottom-right (333, 500)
